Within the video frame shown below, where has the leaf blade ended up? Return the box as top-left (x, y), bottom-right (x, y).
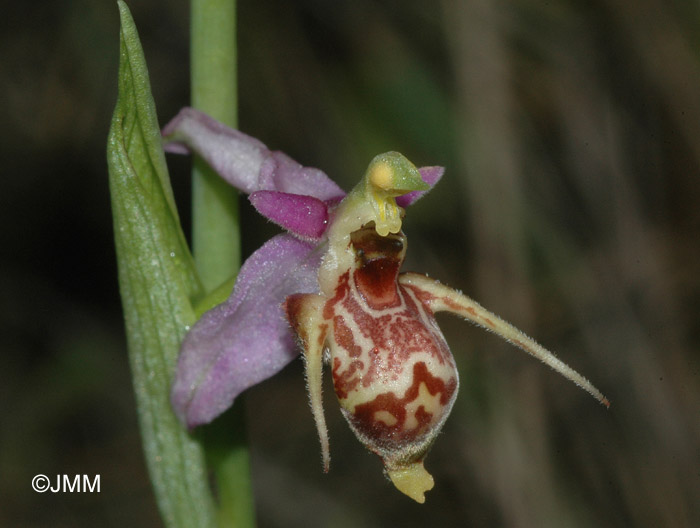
top-left (107, 3), bottom-right (214, 527)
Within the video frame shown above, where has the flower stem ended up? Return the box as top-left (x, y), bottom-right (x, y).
top-left (191, 0), bottom-right (240, 290)
top-left (191, 0), bottom-right (255, 526)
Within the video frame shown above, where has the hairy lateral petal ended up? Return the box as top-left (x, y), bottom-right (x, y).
top-left (171, 234), bottom-right (322, 427)
top-left (250, 191), bottom-right (330, 240)
top-left (395, 166), bottom-right (445, 208)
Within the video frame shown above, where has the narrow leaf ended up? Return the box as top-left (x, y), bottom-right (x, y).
top-left (106, 2), bottom-right (215, 527)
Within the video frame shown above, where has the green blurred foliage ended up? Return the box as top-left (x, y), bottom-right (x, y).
top-left (1, 0), bottom-right (698, 526)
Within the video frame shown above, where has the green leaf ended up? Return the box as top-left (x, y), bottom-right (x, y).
top-left (106, 2), bottom-right (215, 527)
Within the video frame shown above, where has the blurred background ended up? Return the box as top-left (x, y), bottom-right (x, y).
top-left (1, 0), bottom-right (699, 526)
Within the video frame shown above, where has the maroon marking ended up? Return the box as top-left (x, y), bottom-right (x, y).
top-left (284, 293), bottom-right (307, 334)
top-left (350, 226), bottom-right (404, 310)
top-left (402, 281), bottom-right (438, 308)
top-left (285, 293), bottom-right (321, 347)
top-left (323, 271), bottom-right (350, 320)
top-left (342, 284), bottom-right (394, 342)
top-left (442, 296), bottom-right (464, 314)
top-left (414, 405), bottom-right (433, 431)
top-left (349, 362), bottom-right (458, 449)
top-left (333, 315), bottom-right (362, 358)
top-left (333, 356), bottom-right (364, 400)
top-left (353, 259), bottom-right (401, 310)
top-left (408, 286), bottom-right (435, 304)
top-left (318, 323), bottom-right (328, 348)
top-left (331, 313), bottom-right (365, 400)
top-left (331, 281), bottom-right (453, 390)
top-left (467, 306), bottom-right (493, 327)
top-left (285, 294), bottom-right (328, 351)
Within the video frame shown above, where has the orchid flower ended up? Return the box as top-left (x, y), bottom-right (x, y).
top-left (163, 108), bottom-right (608, 503)
top-left (163, 108), bottom-right (443, 428)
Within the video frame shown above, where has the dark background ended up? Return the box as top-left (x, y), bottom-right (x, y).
top-left (1, 0), bottom-right (699, 526)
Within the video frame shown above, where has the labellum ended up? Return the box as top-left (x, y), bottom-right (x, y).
top-left (285, 153), bottom-right (609, 503)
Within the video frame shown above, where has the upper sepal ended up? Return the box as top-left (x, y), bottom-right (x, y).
top-left (162, 107), bottom-right (345, 201)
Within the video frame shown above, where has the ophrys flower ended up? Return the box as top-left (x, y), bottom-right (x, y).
top-left (163, 108), bottom-right (609, 503)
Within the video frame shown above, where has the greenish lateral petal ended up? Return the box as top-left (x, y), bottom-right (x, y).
top-left (107, 2), bottom-right (214, 527)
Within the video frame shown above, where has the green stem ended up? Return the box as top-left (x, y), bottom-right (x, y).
top-left (191, 0), bottom-right (241, 290)
top-left (191, 0), bottom-right (255, 526)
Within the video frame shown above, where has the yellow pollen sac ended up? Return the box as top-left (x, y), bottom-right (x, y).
top-left (369, 161), bottom-right (394, 190)
top-left (387, 461), bottom-right (435, 503)
top-left (373, 200), bottom-right (401, 236)
top-left (375, 194), bottom-right (387, 222)
top-left (369, 162), bottom-right (403, 235)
